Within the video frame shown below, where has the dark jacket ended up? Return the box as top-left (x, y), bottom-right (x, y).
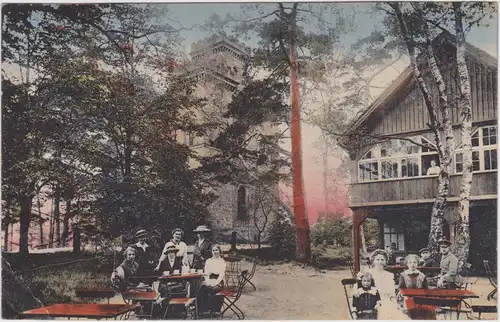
top-left (160, 256), bottom-right (183, 274)
top-left (111, 260), bottom-right (139, 292)
top-left (192, 239), bottom-right (213, 270)
top-left (133, 243), bottom-right (156, 274)
top-left (419, 257), bottom-right (438, 267)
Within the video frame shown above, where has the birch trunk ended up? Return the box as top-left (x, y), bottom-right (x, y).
top-left (393, 2), bottom-right (452, 256)
top-left (453, 2), bottom-right (473, 272)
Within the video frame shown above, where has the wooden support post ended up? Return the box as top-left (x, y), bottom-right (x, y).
top-left (352, 209), bottom-right (370, 272)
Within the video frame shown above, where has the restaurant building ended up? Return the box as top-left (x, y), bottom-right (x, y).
top-left (340, 32), bottom-right (497, 272)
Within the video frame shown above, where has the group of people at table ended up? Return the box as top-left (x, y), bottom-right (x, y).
top-left (110, 225), bottom-right (227, 315)
top-left (352, 237), bottom-right (462, 320)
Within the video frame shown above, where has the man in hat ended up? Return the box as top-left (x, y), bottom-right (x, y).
top-left (419, 248), bottom-right (437, 267)
top-left (436, 238), bottom-right (458, 289)
top-left (155, 228), bottom-right (188, 271)
top-left (133, 229), bottom-right (156, 277)
top-left (192, 225), bottom-right (213, 270)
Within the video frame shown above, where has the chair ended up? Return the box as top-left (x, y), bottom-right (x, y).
top-left (483, 260), bottom-right (497, 301)
top-left (456, 262), bottom-right (478, 291)
top-left (471, 305), bottom-right (497, 319)
top-left (341, 278), bottom-right (357, 320)
top-left (218, 271), bottom-right (250, 320)
top-left (241, 258), bottom-right (257, 291)
top-left (345, 258), bottom-right (356, 278)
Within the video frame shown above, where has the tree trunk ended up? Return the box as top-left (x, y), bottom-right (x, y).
top-left (18, 195), bottom-right (32, 255)
top-left (3, 221), bottom-right (9, 252)
top-left (37, 194), bottom-right (43, 246)
top-left (49, 198), bottom-right (54, 248)
top-left (53, 184), bottom-right (61, 246)
top-left (3, 197), bottom-right (12, 251)
top-left (61, 199), bottom-right (71, 247)
top-left (393, 2), bottom-right (453, 256)
top-left (257, 232), bottom-right (261, 249)
top-left (2, 258), bottom-right (44, 318)
top-left (322, 133), bottom-right (329, 214)
top-left (288, 3), bottom-right (311, 262)
top-left (360, 224), bottom-right (367, 254)
top-left (72, 225), bottom-right (81, 253)
top-left (453, 2), bottom-right (473, 272)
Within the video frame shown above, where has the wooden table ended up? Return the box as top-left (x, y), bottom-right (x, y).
top-left (75, 288), bottom-right (116, 303)
top-left (400, 288), bottom-right (479, 320)
top-left (157, 273), bottom-right (204, 281)
top-left (21, 303), bottom-right (140, 319)
top-left (121, 291), bottom-right (160, 319)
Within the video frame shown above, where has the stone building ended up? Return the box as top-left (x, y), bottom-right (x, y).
top-left (173, 35), bottom-right (280, 243)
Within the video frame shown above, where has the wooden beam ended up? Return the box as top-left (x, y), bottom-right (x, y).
top-left (350, 194), bottom-right (497, 208)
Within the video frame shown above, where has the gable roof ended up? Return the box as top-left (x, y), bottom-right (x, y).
top-left (342, 31), bottom-right (497, 142)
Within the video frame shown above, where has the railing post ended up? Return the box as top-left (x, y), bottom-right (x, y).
top-left (230, 231), bottom-right (237, 252)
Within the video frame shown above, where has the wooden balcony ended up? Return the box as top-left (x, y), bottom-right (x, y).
top-left (350, 171), bottom-right (497, 207)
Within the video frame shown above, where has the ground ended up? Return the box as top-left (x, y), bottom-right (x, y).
top-left (100, 261), bottom-right (498, 320)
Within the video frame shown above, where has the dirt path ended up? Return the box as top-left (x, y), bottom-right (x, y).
top-left (232, 262), bottom-right (352, 320)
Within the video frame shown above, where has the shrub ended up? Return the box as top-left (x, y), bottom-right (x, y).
top-left (311, 246), bottom-right (353, 269)
top-left (268, 216), bottom-right (296, 260)
top-left (311, 214), bottom-right (351, 247)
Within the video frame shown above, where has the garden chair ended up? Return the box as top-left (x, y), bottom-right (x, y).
top-left (483, 260), bottom-right (497, 301)
top-left (241, 257), bottom-right (257, 291)
top-left (341, 278), bottom-right (357, 320)
top-left (345, 258), bottom-right (356, 279)
top-left (217, 270), bottom-right (250, 320)
top-left (456, 262), bottom-right (478, 291)
top-left (471, 305), bottom-right (497, 319)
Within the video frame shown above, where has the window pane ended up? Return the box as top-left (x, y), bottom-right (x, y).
top-left (361, 150), bottom-right (373, 160)
top-left (455, 153), bottom-right (463, 173)
top-left (422, 154), bottom-right (440, 175)
top-left (359, 162), bottom-right (379, 181)
top-left (421, 138), bottom-right (434, 152)
top-left (402, 157), bottom-right (419, 177)
top-left (473, 151), bottom-right (480, 171)
top-left (472, 131), bottom-right (480, 147)
top-left (381, 160), bottom-right (398, 179)
top-left (398, 234), bottom-right (405, 250)
top-left (384, 234), bottom-right (390, 246)
top-left (483, 127), bottom-right (497, 146)
top-left (484, 149), bottom-right (497, 170)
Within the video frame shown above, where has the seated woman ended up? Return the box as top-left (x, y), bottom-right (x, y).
top-left (197, 244), bottom-right (226, 315)
top-left (158, 245), bottom-right (185, 298)
top-left (111, 246), bottom-right (140, 292)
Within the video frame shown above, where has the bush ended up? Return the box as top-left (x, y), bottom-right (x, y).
top-left (311, 214), bottom-right (351, 247)
top-left (268, 216), bottom-right (296, 260)
top-left (311, 246), bottom-right (353, 269)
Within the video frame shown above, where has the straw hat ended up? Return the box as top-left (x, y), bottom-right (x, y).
top-left (135, 229), bottom-right (147, 239)
top-left (193, 225), bottom-right (211, 233)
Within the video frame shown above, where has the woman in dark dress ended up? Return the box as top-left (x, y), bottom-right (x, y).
top-left (192, 225), bottom-right (213, 270)
top-left (133, 229), bottom-right (157, 278)
top-left (111, 246), bottom-right (140, 292)
top-left (158, 245), bottom-right (185, 298)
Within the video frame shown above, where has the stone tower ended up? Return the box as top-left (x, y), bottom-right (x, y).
top-left (176, 35), bottom-right (277, 243)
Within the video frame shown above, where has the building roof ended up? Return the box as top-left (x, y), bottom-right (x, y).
top-left (341, 31), bottom-right (497, 142)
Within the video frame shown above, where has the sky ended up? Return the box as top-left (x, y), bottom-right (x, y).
top-left (159, 2), bottom-right (498, 225)
top-left (3, 2), bottom-right (498, 227)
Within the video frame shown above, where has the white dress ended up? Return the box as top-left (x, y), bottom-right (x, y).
top-left (368, 268), bottom-right (409, 320)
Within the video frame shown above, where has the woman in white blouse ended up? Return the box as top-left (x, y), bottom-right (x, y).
top-left (198, 245), bottom-right (226, 314)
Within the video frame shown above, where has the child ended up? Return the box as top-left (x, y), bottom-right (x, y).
top-left (398, 254), bottom-right (431, 319)
top-left (352, 272), bottom-right (381, 320)
top-left (399, 254), bottom-right (428, 289)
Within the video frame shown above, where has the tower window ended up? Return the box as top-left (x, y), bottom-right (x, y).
top-left (237, 186), bottom-right (247, 219)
